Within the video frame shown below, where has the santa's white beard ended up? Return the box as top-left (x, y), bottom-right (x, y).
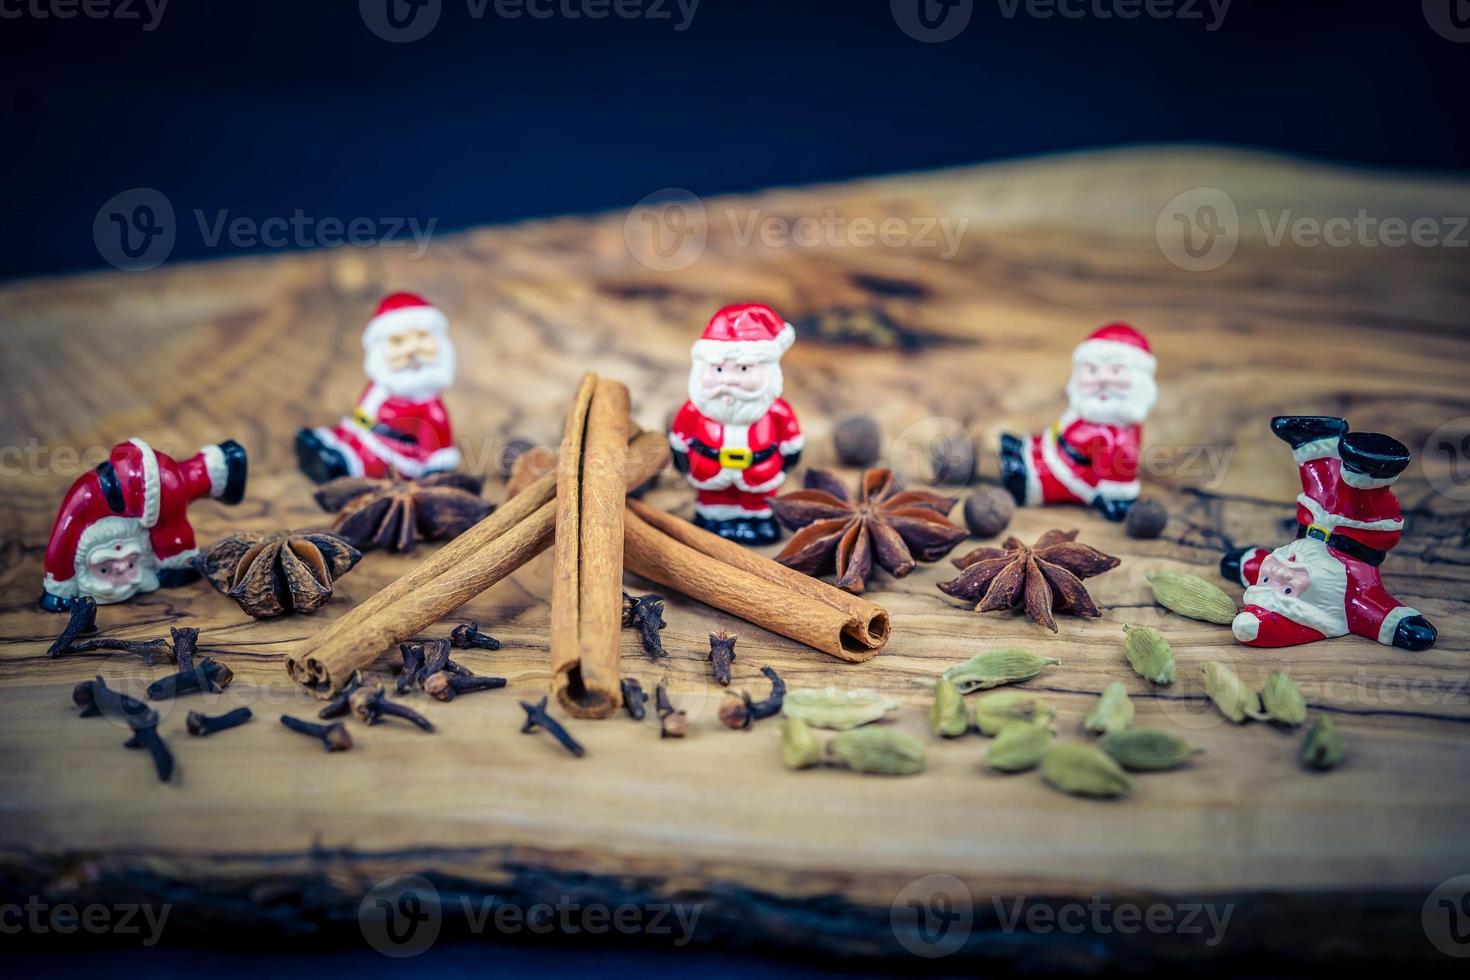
top-left (688, 362), bottom-right (782, 426)
top-left (365, 338), bottom-right (456, 401)
top-left (1066, 370), bottom-right (1157, 426)
top-left (77, 562), bottom-right (160, 604)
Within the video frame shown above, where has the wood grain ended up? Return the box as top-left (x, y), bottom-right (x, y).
top-left (1, 147), bottom-right (1468, 967)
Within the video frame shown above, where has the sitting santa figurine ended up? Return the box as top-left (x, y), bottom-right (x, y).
top-left (1000, 323), bottom-right (1157, 521)
top-left (1221, 416), bottom-right (1437, 651)
top-left (41, 437), bottom-right (248, 611)
top-left (295, 292), bottom-right (461, 483)
top-left (669, 303), bottom-right (804, 544)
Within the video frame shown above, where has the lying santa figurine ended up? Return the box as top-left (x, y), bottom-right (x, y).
top-left (669, 303), bottom-right (804, 544)
top-left (41, 437), bottom-right (248, 611)
top-left (295, 292), bottom-right (461, 483)
top-left (1221, 416), bottom-right (1436, 651)
top-left (1000, 322), bottom-right (1157, 521)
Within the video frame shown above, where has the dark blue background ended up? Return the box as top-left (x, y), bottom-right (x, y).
top-left (2, 0), bottom-right (1468, 279)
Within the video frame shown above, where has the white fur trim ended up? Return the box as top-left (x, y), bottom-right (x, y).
top-left (695, 502), bottom-right (772, 520)
top-left (362, 305), bottom-right (449, 349)
top-left (156, 548), bottom-right (199, 570)
top-left (1237, 547), bottom-right (1268, 587)
top-left (358, 383), bottom-right (390, 420)
top-left (779, 433), bottom-right (805, 455)
top-left (1072, 338), bottom-right (1155, 374)
top-left (315, 426), bottom-right (366, 477)
top-left (1021, 437), bottom-right (1042, 506)
top-left (352, 424), bottom-right (437, 478)
top-left (736, 469), bottom-right (787, 494)
top-left (684, 468), bottom-right (738, 491)
top-left (1292, 437), bottom-right (1339, 465)
top-left (723, 424), bottom-right (750, 450)
top-left (1039, 428), bottom-right (1097, 504)
top-left (1094, 478), bottom-right (1141, 500)
top-left (690, 323), bottom-right (796, 365)
top-left (1341, 467), bottom-right (1398, 491)
top-left (1231, 610), bottom-right (1260, 643)
top-left (202, 444), bottom-right (229, 498)
top-left (43, 572), bottom-right (79, 598)
top-left (77, 515), bottom-right (149, 566)
top-left (1377, 606), bottom-right (1421, 646)
top-left (1296, 493), bottom-right (1403, 533)
top-left (668, 430), bottom-right (689, 452)
top-left (129, 438), bottom-right (161, 529)
top-left (422, 447), bottom-right (461, 472)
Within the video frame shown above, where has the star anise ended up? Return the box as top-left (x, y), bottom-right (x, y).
top-left (938, 529), bottom-right (1120, 631)
top-left (771, 468), bottom-right (968, 593)
top-left (314, 473), bottom-right (493, 553)
top-left (193, 531), bottom-right (361, 619)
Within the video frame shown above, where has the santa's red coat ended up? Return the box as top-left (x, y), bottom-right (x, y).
top-left (319, 382), bottom-right (459, 478)
top-left (1025, 411), bottom-right (1143, 505)
top-left (669, 398), bottom-right (803, 495)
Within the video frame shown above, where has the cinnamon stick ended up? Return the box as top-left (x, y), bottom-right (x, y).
top-left (287, 427), bottom-right (667, 696)
top-left (550, 375), bottom-right (629, 718)
top-left (623, 502), bottom-right (890, 662)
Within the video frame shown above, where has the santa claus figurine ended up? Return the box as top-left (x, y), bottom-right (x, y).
top-left (669, 303), bottom-right (804, 544)
top-left (1000, 322), bottom-right (1157, 521)
top-left (295, 292), bottom-right (461, 483)
top-left (40, 437), bottom-right (248, 611)
top-left (1221, 416), bottom-right (1437, 651)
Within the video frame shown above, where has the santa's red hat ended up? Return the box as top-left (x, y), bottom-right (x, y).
top-left (1072, 322), bottom-right (1155, 374)
top-left (690, 303), bottom-right (796, 365)
top-left (362, 292), bottom-right (450, 349)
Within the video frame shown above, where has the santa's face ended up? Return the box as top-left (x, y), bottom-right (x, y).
top-left (366, 328), bottom-right (456, 400)
top-left (91, 554), bottom-right (142, 589)
top-left (688, 357), bottom-right (782, 426)
top-left (1066, 358), bottom-right (1157, 426)
top-left (79, 547), bottom-right (158, 603)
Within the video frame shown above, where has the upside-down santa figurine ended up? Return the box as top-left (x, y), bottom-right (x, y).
top-left (669, 303), bottom-right (804, 544)
top-left (1220, 416), bottom-right (1436, 651)
top-left (40, 437), bottom-right (248, 611)
top-left (295, 292), bottom-right (461, 483)
top-left (1000, 322), bottom-right (1156, 521)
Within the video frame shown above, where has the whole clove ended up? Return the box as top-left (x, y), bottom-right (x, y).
top-left (280, 714), bottom-right (353, 752)
top-left (169, 626), bottom-right (200, 671)
top-left (187, 706), bottom-right (253, 737)
top-left (620, 678), bottom-right (648, 721)
top-left (395, 639), bottom-right (471, 693)
top-left (147, 657), bottom-right (233, 701)
top-left (350, 675), bottom-right (435, 731)
top-left (424, 671), bottom-right (506, 702)
top-left (708, 629), bottom-right (737, 686)
top-left (396, 643), bottom-right (426, 694)
top-left (47, 597), bottom-right (98, 657)
top-left (75, 676), bottom-right (174, 781)
top-left (450, 622), bottom-right (501, 651)
top-left (622, 592), bottom-right (667, 658)
top-left (719, 666), bottom-right (787, 730)
top-left (520, 696), bottom-right (585, 757)
top-left (655, 680), bottom-right (687, 738)
top-left (319, 672), bottom-right (365, 719)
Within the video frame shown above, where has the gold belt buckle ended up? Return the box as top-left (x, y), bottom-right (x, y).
top-left (1306, 523), bottom-right (1330, 542)
top-left (719, 447), bottom-right (754, 470)
top-left (353, 409), bottom-right (374, 429)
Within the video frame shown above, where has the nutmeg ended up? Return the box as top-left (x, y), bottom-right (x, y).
top-left (962, 485), bottom-right (1015, 538)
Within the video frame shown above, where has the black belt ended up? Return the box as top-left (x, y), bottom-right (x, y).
top-left (96, 461), bottom-right (127, 514)
top-left (1055, 432), bottom-right (1091, 467)
top-left (688, 440), bottom-right (777, 465)
top-left (1296, 523), bottom-right (1387, 567)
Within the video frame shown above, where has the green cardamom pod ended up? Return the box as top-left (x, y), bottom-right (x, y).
top-left (1300, 716), bottom-right (1345, 771)
top-left (1041, 743), bottom-right (1133, 798)
top-left (1122, 624), bottom-right (1175, 685)
top-left (929, 677), bottom-right (971, 738)
top-left (1199, 660), bottom-right (1260, 724)
top-left (987, 722), bottom-right (1052, 772)
top-left (943, 648), bottom-right (1059, 694)
top-left (825, 727), bottom-right (927, 776)
top-left (1147, 571), bottom-right (1238, 625)
top-left (779, 717), bottom-right (823, 770)
top-left (972, 690), bottom-right (1057, 735)
top-left (1099, 728), bottom-right (1202, 771)
top-left (1255, 671), bottom-right (1307, 727)
top-left (782, 688), bottom-right (899, 730)
top-left (1084, 681), bottom-right (1135, 735)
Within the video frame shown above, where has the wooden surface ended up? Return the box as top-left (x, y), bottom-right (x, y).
top-left (2, 147), bottom-right (1469, 969)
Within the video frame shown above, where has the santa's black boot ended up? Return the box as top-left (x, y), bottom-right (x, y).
top-left (999, 434), bottom-right (1029, 506)
top-left (1270, 416), bottom-right (1348, 450)
top-left (1339, 431), bottom-right (1411, 482)
top-left (295, 428), bottom-right (350, 484)
top-left (38, 592), bottom-right (73, 613)
top-left (1092, 496), bottom-right (1132, 522)
top-left (747, 516), bottom-right (782, 545)
top-left (1220, 546), bottom-right (1253, 584)
top-left (1392, 615), bottom-right (1438, 652)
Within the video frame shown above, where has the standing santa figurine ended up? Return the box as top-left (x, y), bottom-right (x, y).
top-left (295, 292), bottom-right (461, 483)
top-left (999, 322), bottom-right (1157, 521)
top-left (669, 303), bottom-right (804, 544)
top-left (40, 437), bottom-right (248, 611)
top-left (1221, 416), bottom-right (1436, 651)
